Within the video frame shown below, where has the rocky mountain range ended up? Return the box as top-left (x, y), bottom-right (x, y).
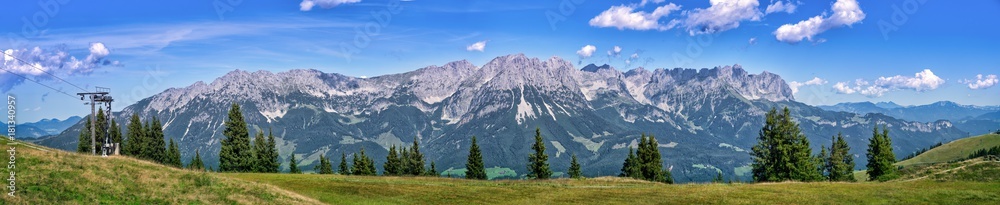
top-left (37, 54), bottom-right (971, 182)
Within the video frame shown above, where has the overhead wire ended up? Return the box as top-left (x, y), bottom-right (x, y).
top-left (1, 51), bottom-right (90, 92)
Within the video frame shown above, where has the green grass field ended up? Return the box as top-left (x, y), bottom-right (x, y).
top-left (898, 134), bottom-right (1000, 167)
top-left (0, 137), bottom-right (320, 204)
top-left (4, 135), bottom-right (1000, 204)
top-left (225, 173), bottom-right (1000, 204)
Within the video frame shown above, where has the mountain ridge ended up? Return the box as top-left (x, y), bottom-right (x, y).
top-left (38, 54), bottom-right (968, 182)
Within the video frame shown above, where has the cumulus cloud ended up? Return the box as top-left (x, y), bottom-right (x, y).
top-left (588, 3), bottom-right (682, 31)
top-left (774, 0), bottom-right (865, 43)
top-left (682, 0), bottom-right (763, 35)
top-left (576, 45), bottom-right (597, 58)
top-left (788, 77), bottom-right (827, 94)
top-left (466, 40), bottom-right (488, 52)
top-left (765, 0), bottom-right (799, 14)
top-left (607, 46), bottom-right (622, 57)
top-left (1, 43), bottom-right (119, 92)
top-left (833, 69), bottom-right (945, 97)
top-left (300, 0), bottom-right (362, 11)
top-left (748, 37), bottom-right (758, 45)
top-left (960, 74), bottom-right (999, 90)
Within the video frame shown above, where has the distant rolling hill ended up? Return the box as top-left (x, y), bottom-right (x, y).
top-left (1, 116), bottom-right (82, 139)
top-left (898, 134), bottom-right (1000, 167)
top-left (818, 101), bottom-right (1000, 123)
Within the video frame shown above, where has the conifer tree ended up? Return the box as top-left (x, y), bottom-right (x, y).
top-left (352, 148), bottom-right (376, 176)
top-left (95, 108), bottom-right (108, 154)
top-left (265, 128), bottom-right (280, 173)
top-left (829, 133), bottom-right (855, 181)
top-left (123, 114), bottom-right (144, 156)
top-left (145, 117), bottom-right (167, 164)
top-left (288, 154), bottom-right (301, 174)
top-left (317, 155), bottom-right (333, 174)
top-left (166, 138), bottom-right (182, 167)
top-left (527, 128), bottom-right (552, 179)
top-left (339, 152), bottom-right (350, 175)
top-left (465, 136), bottom-right (486, 180)
top-left (819, 146), bottom-right (830, 179)
top-left (253, 131), bottom-right (268, 172)
top-left (219, 103), bottom-right (252, 172)
top-left (406, 137), bottom-right (425, 176)
top-left (751, 107), bottom-right (822, 182)
top-left (428, 161), bottom-right (437, 177)
top-left (620, 147), bottom-right (640, 178)
top-left (77, 117), bottom-right (92, 153)
top-left (188, 150), bottom-right (205, 171)
top-left (384, 145), bottom-right (401, 176)
top-left (713, 172), bottom-right (724, 183)
top-left (637, 134), bottom-right (666, 182)
top-left (110, 119), bottom-right (122, 150)
top-left (867, 126), bottom-right (897, 181)
top-left (568, 154), bottom-right (582, 179)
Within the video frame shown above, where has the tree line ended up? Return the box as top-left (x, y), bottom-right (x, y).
top-left (751, 107), bottom-right (899, 182)
top-left (77, 108), bottom-right (206, 170)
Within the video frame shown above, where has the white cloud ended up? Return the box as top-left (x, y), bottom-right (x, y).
top-left (300, 0), bottom-right (362, 11)
top-left (682, 0), bottom-right (762, 35)
top-left (960, 74), bottom-right (998, 90)
top-left (765, 1), bottom-right (799, 14)
top-left (466, 40), bottom-right (488, 52)
top-left (874, 69), bottom-right (945, 92)
top-left (833, 81), bottom-right (858, 94)
top-left (788, 77), bottom-right (827, 94)
top-left (607, 46), bottom-right (623, 57)
top-left (640, 0), bottom-right (666, 7)
top-left (833, 69), bottom-right (945, 97)
top-left (588, 3), bottom-right (681, 31)
top-left (748, 37), bottom-right (758, 45)
top-left (774, 0), bottom-right (865, 43)
top-left (576, 45), bottom-right (597, 58)
top-left (1, 43), bottom-right (118, 92)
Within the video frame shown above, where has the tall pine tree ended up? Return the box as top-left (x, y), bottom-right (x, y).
top-left (384, 145), bottom-right (401, 176)
top-left (265, 128), bottom-right (280, 173)
top-left (145, 117), bottom-right (167, 164)
top-left (123, 114), bottom-right (144, 157)
top-left (165, 138), bottom-right (182, 167)
top-left (406, 137), bottom-right (425, 176)
top-left (253, 131), bottom-right (268, 172)
top-left (465, 136), bottom-right (486, 180)
top-left (288, 153), bottom-right (301, 174)
top-left (527, 128), bottom-right (552, 179)
top-left (219, 103), bottom-right (252, 172)
top-left (620, 147), bottom-right (640, 178)
top-left (866, 126), bottom-right (897, 181)
top-left (751, 107), bottom-right (822, 182)
top-left (568, 154), bottom-right (582, 179)
top-left (828, 133), bottom-right (855, 181)
top-left (188, 150), bottom-right (205, 171)
top-left (637, 134), bottom-right (666, 182)
top-left (339, 152), bottom-right (350, 175)
top-left (95, 108), bottom-right (108, 154)
top-left (110, 119), bottom-right (122, 152)
top-left (77, 117), bottom-right (92, 153)
top-left (317, 155), bottom-right (333, 174)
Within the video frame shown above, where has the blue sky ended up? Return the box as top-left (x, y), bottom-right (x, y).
top-left (1, 0), bottom-right (999, 122)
